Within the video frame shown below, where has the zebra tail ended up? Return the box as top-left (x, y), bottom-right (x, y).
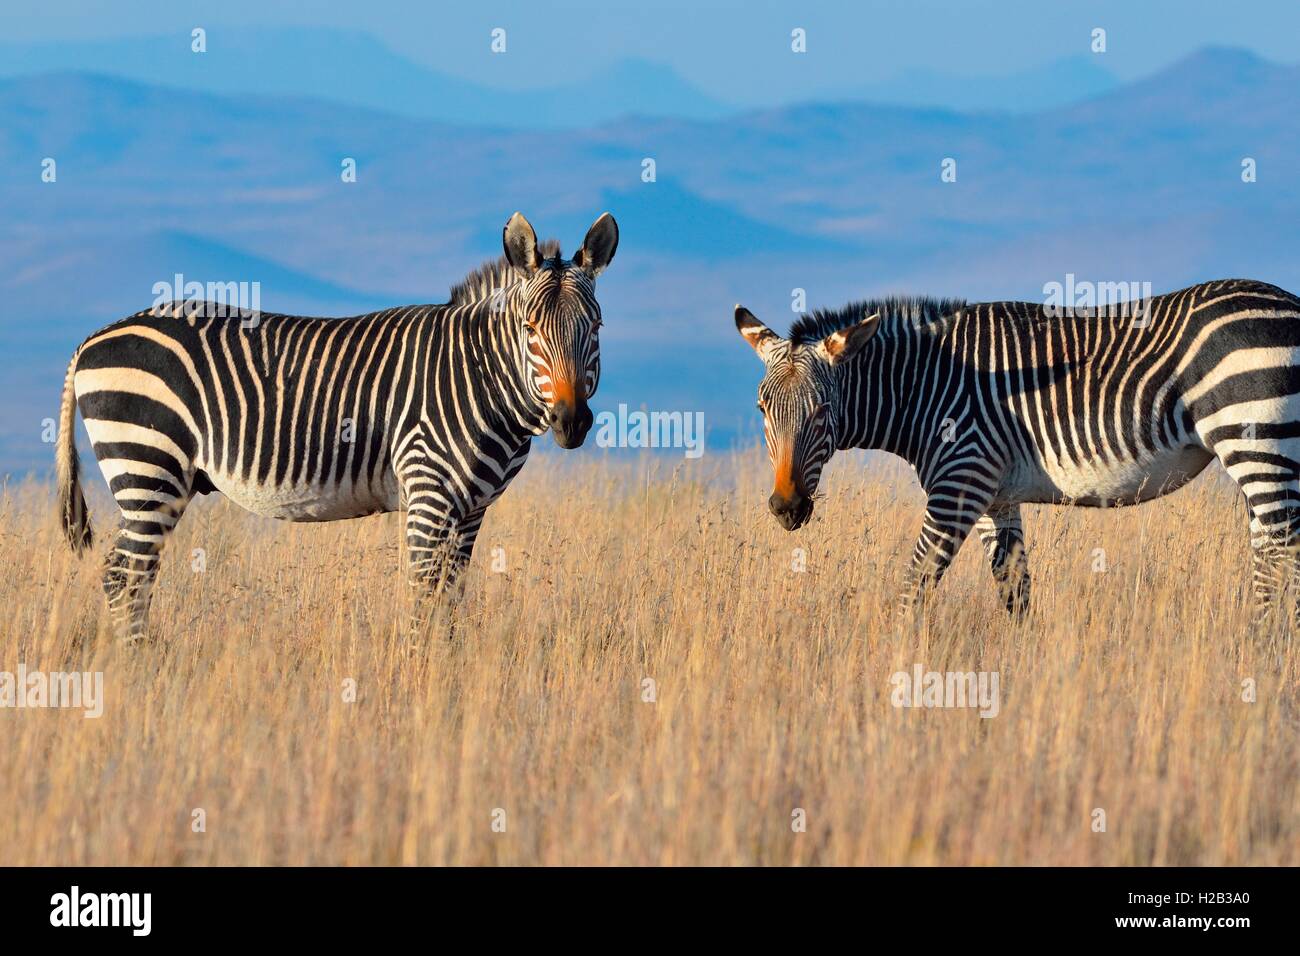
top-left (56, 352), bottom-right (93, 554)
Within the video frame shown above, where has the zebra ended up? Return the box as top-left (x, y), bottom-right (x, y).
top-left (56, 211), bottom-right (619, 641)
top-left (734, 278), bottom-right (1300, 623)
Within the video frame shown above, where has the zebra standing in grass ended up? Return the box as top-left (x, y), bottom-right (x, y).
top-left (57, 212), bottom-right (619, 641)
top-left (735, 279), bottom-right (1300, 623)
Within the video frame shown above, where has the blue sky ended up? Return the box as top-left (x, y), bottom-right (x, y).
top-left (6, 0), bottom-right (1299, 105)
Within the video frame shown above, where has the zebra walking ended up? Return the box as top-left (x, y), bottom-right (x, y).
top-left (735, 279), bottom-right (1300, 623)
top-left (57, 211), bottom-right (619, 641)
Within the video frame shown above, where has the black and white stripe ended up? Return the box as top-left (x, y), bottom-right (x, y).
top-left (57, 212), bottom-right (618, 640)
top-left (737, 279), bottom-right (1300, 622)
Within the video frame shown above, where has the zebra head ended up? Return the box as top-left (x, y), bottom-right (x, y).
top-left (735, 305), bottom-right (881, 530)
top-left (503, 212), bottom-right (619, 449)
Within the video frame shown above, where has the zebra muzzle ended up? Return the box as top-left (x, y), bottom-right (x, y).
top-left (769, 490), bottom-right (813, 531)
top-left (549, 399), bottom-right (593, 449)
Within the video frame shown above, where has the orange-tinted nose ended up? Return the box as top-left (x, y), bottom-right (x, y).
top-left (773, 445), bottom-right (798, 497)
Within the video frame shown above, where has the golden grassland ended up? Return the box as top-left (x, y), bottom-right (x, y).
top-left (0, 449), bottom-right (1296, 865)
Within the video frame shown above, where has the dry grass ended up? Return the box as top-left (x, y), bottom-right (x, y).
top-left (0, 449), bottom-right (1296, 865)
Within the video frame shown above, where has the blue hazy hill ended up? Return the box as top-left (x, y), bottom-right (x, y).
top-left (0, 28), bottom-right (735, 128)
top-left (844, 54), bottom-right (1120, 113)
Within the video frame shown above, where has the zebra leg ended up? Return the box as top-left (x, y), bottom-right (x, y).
top-left (1248, 510), bottom-right (1300, 628)
top-left (407, 499), bottom-right (499, 641)
top-left (101, 488), bottom-right (190, 643)
top-left (899, 488), bottom-right (995, 614)
top-left (974, 505), bottom-right (1030, 619)
top-left (434, 504), bottom-right (490, 638)
top-left (404, 495), bottom-right (459, 637)
top-left (1213, 442), bottom-right (1300, 628)
top-left (449, 504), bottom-right (488, 586)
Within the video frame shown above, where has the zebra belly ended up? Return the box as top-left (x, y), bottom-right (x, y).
top-left (204, 469), bottom-right (400, 522)
top-left (1004, 444), bottom-right (1214, 507)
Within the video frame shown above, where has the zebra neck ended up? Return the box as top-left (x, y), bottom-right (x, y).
top-left (443, 298), bottom-right (549, 445)
top-left (836, 323), bottom-right (935, 467)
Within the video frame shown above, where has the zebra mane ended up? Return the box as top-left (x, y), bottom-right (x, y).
top-left (447, 239), bottom-right (563, 306)
top-left (788, 295), bottom-right (967, 344)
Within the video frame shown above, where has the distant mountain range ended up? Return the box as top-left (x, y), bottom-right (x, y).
top-left (843, 54), bottom-right (1119, 112)
top-left (0, 26), bottom-right (1127, 126)
top-left (0, 28), bottom-right (735, 128)
top-left (1, 45), bottom-right (1297, 475)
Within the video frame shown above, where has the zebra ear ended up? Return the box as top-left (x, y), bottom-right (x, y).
top-left (574, 212), bottom-right (619, 278)
top-left (503, 212), bottom-right (542, 276)
top-left (820, 312), bottom-right (881, 366)
top-left (735, 305), bottom-right (780, 361)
